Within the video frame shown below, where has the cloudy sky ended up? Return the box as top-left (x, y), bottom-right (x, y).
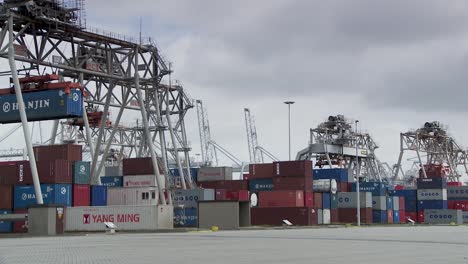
top-left (3, 0), bottom-right (468, 180)
top-left (86, 1), bottom-right (468, 177)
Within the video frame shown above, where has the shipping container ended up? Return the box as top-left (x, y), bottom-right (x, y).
top-left (418, 200), bottom-right (448, 210)
top-left (273, 177), bottom-right (312, 191)
top-left (122, 157), bottom-right (164, 176)
top-left (13, 209), bottom-right (27, 233)
top-left (91, 185), bottom-right (107, 206)
top-left (399, 211), bottom-right (406, 223)
top-left (274, 160), bottom-right (312, 178)
top-left (350, 182), bottom-right (387, 196)
top-left (393, 197), bottom-right (400, 211)
top-left (173, 188), bottom-right (215, 208)
top-left (386, 196), bottom-right (394, 210)
top-left (313, 168), bottom-right (347, 182)
top-left (251, 207), bottom-right (318, 226)
top-left (107, 187), bottom-right (159, 206)
top-left (373, 210), bottom-right (387, 223)
top-left (197, 167), bottom-right (233, 182)
top-left (0, 210), bottom-right (12, 233)
top-left (313, 179), bottom-right (336, 192)
top-left (447, 186), bottom-right (468, 200)
top-left (105, 166), bottom-right (123, 177)
top-left (248, 178), bottom-right (274, 192)
top-left (73, 161), bottom-right (91, 184)
top-left (387, 210), bottom-right (394, 224)
top-left (258, 190), bottom-right (304, 208)
top-left (447, 182), bottom-right (463, 187)
top-left (0, 161), bottom-right (22, 185)
top-left (417, 178), bottom-right (447, 189)
top-left (406, 211), bottom-right (417, 222)
top-left (174, 207), bottom-right (197, 227)
top-left (322, 209), bottom-right (331, 224)
top-left (304, 192), bottom-right (314, 207)
top-left (317, 209), bottom-right (323, 225)
top-left (169, 168), bottom-right (199, 183)
top-left (338, 208), bottom-right (373, 224)
top-left (424, 209), bottom-right (463, 225)
top-left (249, 163), bottom-right (274, 179)
top-left (393, 210), bottom-right (400, 223)
top-left (100, 176), bottom-right (123, 187)
top-left (330, 208), bottom-right (339, 223)
top-left (250, 192), bottom-right (259, 207)
top-left (18, 160), bottom-right (72, 185)
top-left (463, 211), bottom-right (468, 223)
top-left (448, 200), bottom-right (468, 210)
top-left (313, 192), bottom-right (323, 208)
top-left (65, 205), bottom-right (173, 231)
top-left (417, 189), bottom-right (448, 201)
top-left (198, 180), bottom-right (248, 191)
top-left (372, 196), bottom-right (387, 211)
top-left (0, 89), bottom-right (82, 124)
top-left (73, 184), bottom-right (90, 207)
top-left (399, 197), bottom-right (405, 212)
top-left (0, 185), bottom-right (13, 209)
top-left (322, 193), bottom-right (331, 209)
top-left (123, 175), bottom-right (165, 188)
top-left (330, 193), bottom-right (338, 209)
top-left (33, 144), bottom-right (82, 162)
top-left (14, 184), bottom-right (72, 209)
top-left (215, 190), bottom-right (249, 201)
top-left (337, 192), bottom-right (372, 208)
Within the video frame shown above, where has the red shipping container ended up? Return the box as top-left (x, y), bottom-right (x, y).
top-left (0, 161), bottom-right (21, 185)
top-left (0, 185), bottom-right (13, 209)
top-left (399, 211), bottom-right (406, 223)
top-left (216, 189), bottom-right (249, 201)
top-left (339, 182), bottom-right (349, 192)
top-left (399, 197), bottom-right (405, 211)
top-left (313, 192), bottom-right (323, 208)
top-left (417, 211), bottom-right (424, 223)
top-left (330, 208), bottom-right (339, 223)
top-left (33, 144), bottom-right (82, 162)
top-left (13, 209), bottom-right (27, 233)
top-left (243, 174), bottom-right (249, 180)
top-left (273, 160), bottom-right (312, 178)
top-left (304, 192), bottom-right (314, 207)
top-left (249, 163), bottom-right (274, 179)
top-left (387, 210), bottom-right (394, 224)
top-left (251, 207), bottom-right (318, 226)
top-left (273, 177), bottom-right (312, 191)
top-left (198, 180), bottom-right (248, 190)
top-left (215, 189), bottom-right (227, 200)
top-left (122, 157), bottom-right (163, 175)
top-left (406, 212), bottom-right (417, 222)
top-left (337, 208), bottom-right (373, 224)
top-left (448, 201), bottom-right (468, 211)
top-left (447, 182), bottom-right (463, 186)
top-left (73, 184), bottom-right (90, 206)
top-left (395, 185), bottom-right (405, 190)
top-left (258, 190), bottom-right (304, 207)
top-left (18, 160), bottom-right (72, 185)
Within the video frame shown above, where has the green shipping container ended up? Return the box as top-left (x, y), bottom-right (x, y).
top-left (330, 193), bottom-right (338, 209)
top-left (73, 161), bottom-right (90, 184)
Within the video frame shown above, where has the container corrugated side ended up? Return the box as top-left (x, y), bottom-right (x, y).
top-left (197, 167), bottom-right (233, 182)
top-left (123, 175), bottom-right (165, 188)
top-left (417, 189), bottom-right (448, 201)
top-left (174, 207), bottom-right (197, 227)
top-left (447, 186), bottom-right (468, 200)
top-left (107, 187), bottom-right (159, 206)
top-left (0, 185), bottom-right (13, 209)
top-left (173, 188), bottom-right (215, 208)
top-left (424, 209), bottom-right (463, 224)
top-left (248, 178), bottom-right (274, 192)
top-left (91, 185), bottom-right (107, 206)
top-left (73, 161), bottom-right (91, 184)
top-left (65, 205), bottom-right (173, 231)
top-left (337, 192), bottom-right (372, 208)
top-left (0, 210), bottom-right (12, 233)
top-left (100, 176), bottom-right (123, 187)
top-left (33, 144), bottom-right (82, 162)
top-left (14, 184), bottom-right (72, 209)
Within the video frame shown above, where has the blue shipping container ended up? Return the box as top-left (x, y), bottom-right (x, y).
top-left (169, 168), bottom-right (199, 183)
top-left (350, 182), bottom-right (388, 196)
top-left (313, 169), bottom-right (347, 182)
top-left (73, 161), bottom-right (91, 184)
top-left (14, 184), bottom-right (72, 209)
top-left (322, 193), bottom-right (331, 209)
top-left (249, 178), bottom-right (274, 192)
top-left (417, 178), bottom-right (447, 189)
top-left (0, 89), bottom-right (83, 124)
top-left (330, 193), bottom-right (338, 209)
top-left (91, 185), bottom-right (107, 206)
top-left (100, 176), bottom-right (123, 187)
top-left (373, 210), bottom-right (387, 223)
top-left (386, 196), bottom-right (393, 210)
top-left (393, 210), bottom-right (400, 223)
top-left (174, 207), bottom-right (197, 227)
top-left (0, 210), bottom-right (12, 233)
top-left (389, 190), bottom-right (417, 211)
top-left (417, 200), bottom-right (448, 210)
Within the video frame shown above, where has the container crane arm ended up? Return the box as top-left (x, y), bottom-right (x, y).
top-left (208, 140), bottom-right (242, 167)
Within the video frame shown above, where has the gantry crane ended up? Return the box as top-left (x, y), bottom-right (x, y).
top-left (244, 108), bottom-right (278, 163)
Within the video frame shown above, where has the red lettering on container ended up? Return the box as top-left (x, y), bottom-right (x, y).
top-left (117, 214), bottom-right (140, 223)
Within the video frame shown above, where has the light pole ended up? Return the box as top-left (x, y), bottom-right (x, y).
top-left (284, 101), bottom-right (295, 160)
top-left (355, 120), bottom-right (360, 226)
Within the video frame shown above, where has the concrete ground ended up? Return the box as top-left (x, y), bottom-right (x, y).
top-left (0, 226), bottom-right (467, 264)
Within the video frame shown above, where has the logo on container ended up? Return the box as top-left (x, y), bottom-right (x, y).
top-left (60, 187), bottom-right (67, 195)
top-left (80, 165), bottom-right (86, 174)
top-left (72, 93), bottom-right (79, 102)
top-left (83, 214), bottom-right (90, 224)
top-left (2, 102), bottom-right (10, 112)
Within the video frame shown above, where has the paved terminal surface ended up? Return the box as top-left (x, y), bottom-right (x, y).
top-left (0, 226), bottom-right (467, 264)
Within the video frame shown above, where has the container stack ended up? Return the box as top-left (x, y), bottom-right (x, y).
top-left (417, 177), bottom-right (448, 222)
top-left (336, 192), bottom-right (373, 224)
top-left (390, 189), bottom-right (417, 222)
top-left (447, 185), bottom-right (468, 223)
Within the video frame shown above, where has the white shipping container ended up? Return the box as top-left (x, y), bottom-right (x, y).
top-left (338, 192), bottom-right (372, 208)
top-left (123, 175), bottom-right (166, 188)
top-left (317, 209), bottom-right (323, 225)
top-left (65, 205), bottom-right (173, 231)
top-left (197, 167), bottom-right (233, 182)
top-left (393, 197), bottom-right (400, 211)
top-left (105, 166), bottom-right (122, 176)
top-left (424, 209), bottom-right (463, 225)
top-left (313, 179), bottom-right (331, 192)
top-left (447, 186), bottom-right (468, 199)
top-left (173, 188), bottom-right (215, 208)
top-left (417, 189), bottom-right (447, 201)
top-left (322, 209), bottom-right (331, 224)
top-left (372, 196), bottom-right (387, 211)
top-left (107, 187), bottom-right (159, 206)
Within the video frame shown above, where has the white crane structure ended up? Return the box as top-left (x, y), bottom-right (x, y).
top-left (393, 121), bottom-right (468, 183)
top-left (244, 108), bottom-right (278, 163)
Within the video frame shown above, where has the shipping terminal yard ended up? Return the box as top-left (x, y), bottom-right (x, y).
top-left (0, 0), bottom-right (467, 263)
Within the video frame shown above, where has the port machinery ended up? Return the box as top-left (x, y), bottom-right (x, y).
top-left (393, 121), bottom-right (468, 184)
top-left (296, 115), bottom-right (391, 182)
top-left (0, 0), bottom-right (195, 205)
